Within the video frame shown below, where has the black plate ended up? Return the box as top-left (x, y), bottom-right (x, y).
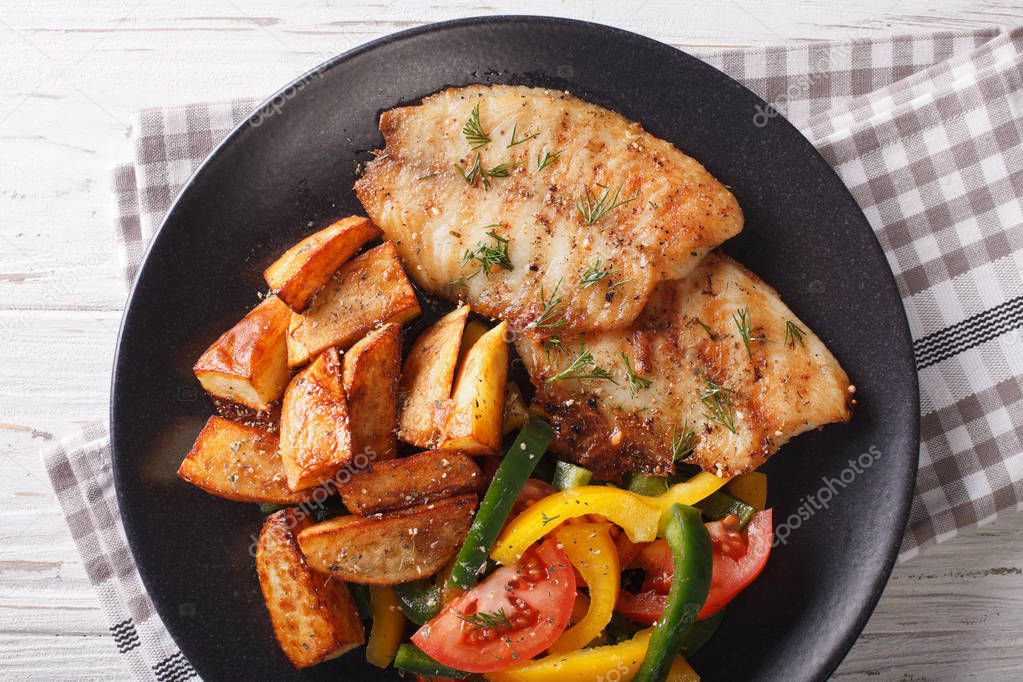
top-left (111, 16), bottom-right (918, 682)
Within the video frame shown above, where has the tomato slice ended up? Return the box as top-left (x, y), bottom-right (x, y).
top-left (412, 538), bottom-right (575, 673)
top-left (616, 510), bottom-right (772, 625)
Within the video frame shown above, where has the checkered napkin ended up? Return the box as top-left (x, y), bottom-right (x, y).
top-left (43, 27), bottom-right (1023, 680)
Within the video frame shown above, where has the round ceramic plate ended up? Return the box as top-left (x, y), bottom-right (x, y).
top-left (111, 16), bottom-right (918, 682)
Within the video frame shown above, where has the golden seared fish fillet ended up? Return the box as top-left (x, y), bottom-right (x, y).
top-left (355, 85), bottom-right (743, 337)
top-left (516, 252), bottom-right (855, 479)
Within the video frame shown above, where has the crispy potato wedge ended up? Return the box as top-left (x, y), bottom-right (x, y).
top-left (211, 396), bottom-right (280, 433)
top-left (342, 323), bottom-right (401, 460)
top-left (287, 242), bottom-right (421, 367)
top-left (440, 321), bottom-right (509, 455)
top-left (337, 449), bottom-right (482, 515)
top-left (279, 348), bottom-right (353, 491)
top-left (397, 305), bottom-right (470, 448)
top-left (257, 509), bottom-right (365, 668)
top-left (193, 296), bottom-right (292, 410)
top-left (177, 416), bottom-right (311, 504)
top-left (298, 494), bottom-right (477, 585)
top-left (264, 216), bottom-right (381, 313)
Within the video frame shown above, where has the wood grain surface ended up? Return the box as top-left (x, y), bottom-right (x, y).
top-left (1, 1), bottom-right (1021, 679)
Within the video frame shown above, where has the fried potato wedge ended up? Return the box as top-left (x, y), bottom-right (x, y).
top-left (279, 348), bottom-right (353, 491)
top-left (397, 305), bottom-right (470, 448)
top-left (502, 381), bottom-right (530, 436)
top-left (298, 494), bottom-right (477, 585)
top-left (177, 416), bottom-right (311, 504)
top-left (439, 321), bottom-right (509, 455)
top-left (337, 449), bottom-right (482, 515)
top-left (193, 295), bottom-right (292, 410)
top-left (257, 509), bottom-right (365, 668)
top-left (287, 241), bottom-right (421, 367)
top-left (342, 323), bottom-right (401, 460)
top-left (264, 216), bottom-right (381, 313)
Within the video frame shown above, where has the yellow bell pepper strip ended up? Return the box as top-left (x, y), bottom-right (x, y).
top-left (726, 471), bottom-right (767, 510)
top-left (548, 523), bottom-right (620, 654)
top-left (366, 586), bottom-right (405, 668)
top-left (484, 629), bottom-right (699, 682)
top-left (492, 474), bottom-right (728, 566)
top-left (491, 486), bottom-right (661, 565)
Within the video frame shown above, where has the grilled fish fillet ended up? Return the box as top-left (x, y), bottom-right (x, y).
top-left (355, 85), bottom-right (743, 337)
top-left (516, 252), bottom-right (855, 479)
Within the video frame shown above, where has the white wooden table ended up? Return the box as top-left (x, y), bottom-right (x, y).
top-left (1, 1), bottom-right (1021, 679)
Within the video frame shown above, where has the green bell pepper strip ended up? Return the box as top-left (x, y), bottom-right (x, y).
top-left (394, 644), bottom-right (470, 678)
top-left (393, 580), bottom-right (442, 625)
top-left (552, 461), bottom-right (593, 490)
top-left (348, 583), bottom-right (372, 621)
top-left (678, 609), bottom-right (724, 657)
top-left (696, 490), bottom-right (757, 527)
top-left (628, 473), bottom-right (670, 497)
top-left (633, 504), bottom-right (712, 682)
top-left (448, 417), bottom-right (555, 589)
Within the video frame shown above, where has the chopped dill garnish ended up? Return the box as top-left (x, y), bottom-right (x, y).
top-left (579, 259), bottom-right (633, 299)
top-left (546, 343), bottom-right (616, 384)
top-left (733, 305), bottom-right (767, 358)
top-left (700, 378), bottom-right (737, 434)
top-left (540, 511), bottom-right (561, 526)
top-left (461, 228), bottom-right (512, 277)
top-left (528, 279), bottom-right (567, 330)
top-left (577, 183), bottom-right (637, 225)
top-left (648, 200), bottom-right (658, 210)
top-left (462, 102), bottom-right (490, 149)
top-left (536, 148), bottom-right (564, 171)
top-left (455, 153), bottom-right (486, 188)
top-left (621, 353), bottom-right (652, 397)
top-left (671, 420), bottom-right (697, 460)
top-left (694, 319), bottom-right (718, 341)
top-left (785, 320), bottom-right (806, 348)
top-left (417, 171), bottom-right (438, 181)
top-left (543, 335), bottom-right (564, 362)
top-left (447, 277), bottom-right (471, 288)
top-left (458, 607), bottom-right (512, 632)
top-left (486, 161), bottom-right (521, 178)
top-left (507, 122), bottom-right (539, 148)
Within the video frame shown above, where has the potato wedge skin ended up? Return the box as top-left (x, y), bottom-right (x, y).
top-left (257, 509), bottom-right (365, 668)
top-left (287, 241), bottom-right (421, 367)
top-left (440, 321), bottom-right (509, 455)
top-left (279, 348), bottom-right (353, 491)
top-left (338, 449), bottom-right (482, 515)
top-left (342, 323), bottom-right (401, 460)
top-left (397, 305), bottom-right (470, 448)
top-left (264, 216), bottom-right (381, 313)
top-left (298, 494), bottom-right (477, 585)
top-left (177, 416), bottom-right (312, 504)
top-left (193, 296), bottom-right (292, 410)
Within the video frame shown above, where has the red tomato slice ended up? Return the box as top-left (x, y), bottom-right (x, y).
top-left (412, 539), bottom-right (576, 673)
top-left (616, 510), bottom-right (773, 624)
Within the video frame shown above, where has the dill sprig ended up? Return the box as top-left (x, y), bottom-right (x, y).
top-left (546, 343), bottom-right (616, 384)
top-left (785, 320), bottom-right (806, 348)
top-left (528, 279), bottom-right (567, 330)
top-left (733, 305), bottom-right (767, 358)
top-left (621, 353), bottom-right (652, 397)
top-left (458, 607), bottom-right (512, 632)
top-left (462, 229), bottom-right (513, 277)
top-left (418, 171), bottom-right (438, 181)
top-left (541, 511), bottom-right (561, 526)
top-left (486, 160), bottom-right (521, 178)
top-left (694, 319), bottom-right (718, 341)
top-left (507, 122), bottom-right (539, 148)
top-left (536, 148), bottom-right (564, 171)
top-left (455, 153), bottom-right (486, 188)
top-left (700, 378), bottom-right (737, 434)
top-left (462, 102), bottom-right (490, 149)
top-left (543, 335), bottom-right (564, 362)
top-left (671, 420), bottom-right (697, 460)
top-left (577, 183), bottom-right (637, 225)
top-left (579, 259), bottom-right (633, 299)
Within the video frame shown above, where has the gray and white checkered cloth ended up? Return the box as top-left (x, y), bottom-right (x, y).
top-left (44, 27), bottom-right (1023, 680)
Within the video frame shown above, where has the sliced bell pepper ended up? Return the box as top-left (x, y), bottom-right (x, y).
top-left (726, 471), bottom-right (767, 509)
top-left (448, 417), bottom-right (554, 589)
top-left (552, 461), bottom-right (593, 490)
top-left (492, 473), bottom-right (728, 566)
top-left (696, 490), bottom-right (757, 527)
top-left (394, 579), bottom-right (442, 625)
top-left (634, 504), bottom-right (712, 682)
top-left (548, 522), bottom-right (619, 654)
top-left (485, 628), bottom-right (698, 682)
top-left (366, 586), bottom-right (405, 669)
top-left (394, 644), bottom-right (469, 678)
